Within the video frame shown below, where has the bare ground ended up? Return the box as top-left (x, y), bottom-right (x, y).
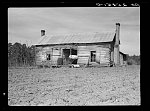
top-left (8, 65), bottom-right (140, 106)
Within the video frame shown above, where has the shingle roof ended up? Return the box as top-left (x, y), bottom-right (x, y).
top-left (35, 32), bottom-right (115, 45)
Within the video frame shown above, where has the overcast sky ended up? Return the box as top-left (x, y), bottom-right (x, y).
top-left (8, 7), bottom-right (140, 55)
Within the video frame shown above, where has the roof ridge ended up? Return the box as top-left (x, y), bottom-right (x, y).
top-left (48, 31), bottom-right (114, 36)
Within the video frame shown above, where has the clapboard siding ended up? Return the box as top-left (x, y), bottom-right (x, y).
top-left (36, 51), bottom-right (46, 65)
top-left (77, 57), bottom-right (89, 65)
top-left (51, 48), bottom-right (61, 65)
top-left (77, 46), bottom-right (90, 64)
top-left (97, 47), bottom-right (111, 65)
top-left (78, 46), bottom-right (90, 56)
top-left (36, 47), bottom-right (49, 65)
top-left (77, 44), bottom-right (111, 65)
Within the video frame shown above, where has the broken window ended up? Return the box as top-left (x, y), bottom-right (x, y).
top-left (91, 51), bottom-right (96, 62)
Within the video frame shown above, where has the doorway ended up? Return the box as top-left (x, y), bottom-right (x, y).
top-left (91, 51), bottom-right (96, 62)
top-left (63, 49), bottom-right (77, 65)
top-left (70, 49), bottom-right (77, 64)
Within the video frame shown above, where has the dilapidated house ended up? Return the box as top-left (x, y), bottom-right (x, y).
top-left (34, 23), bottom-right (127, 67)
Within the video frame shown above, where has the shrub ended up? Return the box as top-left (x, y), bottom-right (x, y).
top-left (127, 55), bottom-right (140, 65)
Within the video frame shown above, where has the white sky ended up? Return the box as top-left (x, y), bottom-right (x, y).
top-left (8, 7), bottom-right (140, 56)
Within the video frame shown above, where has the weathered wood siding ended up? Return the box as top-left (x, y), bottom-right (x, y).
top-left (36, 47), bottom-right (52, 65)
top-left (77, 44), bottom-right (111, 66)
top-left (51, 48), bottom-right (61, 65)
top-left (77, 46), bottom-right (90, 65)
top-left (36, 51), bottom-right (46, 62)
top-left (96, 46), bottom-right (111, 66)
top-left (36, 46), bottom-right (61, 66)
top-left (99, 47), bottom-right (110, 64)
top-left (36, 47), bottom-right (46, 65)
top-left (111, 51), bottom-right (114, 63)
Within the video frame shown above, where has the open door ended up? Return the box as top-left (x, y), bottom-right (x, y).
top-left (70, 49), bottom-right (77, 64)
top-left (91, 51), bottom-right (96, 62)
top-left (63, 48), bottom-right (77, 65)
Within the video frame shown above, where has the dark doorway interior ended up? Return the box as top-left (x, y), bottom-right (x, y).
top-left (63, 49), bottom-right (70, 58)
top-left (63, 49), bottom-right (77, 65)
top-left (71, 49), bottom-right (77, 55)
top-left (91, 51), bottom-right (96, 62)
top-left (71, 49), bottom-right (77, 64)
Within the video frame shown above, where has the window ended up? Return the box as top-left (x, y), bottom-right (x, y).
top-left (46, 54), bottom-right (51, 60)
top-left (91, 51), bottom-right (96, 62)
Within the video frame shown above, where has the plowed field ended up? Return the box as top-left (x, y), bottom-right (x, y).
top-left (8, 65), bottom-right (140, 106)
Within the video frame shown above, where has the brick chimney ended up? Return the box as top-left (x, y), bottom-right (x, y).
top-left (41, 30), bottom-right (45, 36)
top-left (114, 23), bottom-right (120, 66)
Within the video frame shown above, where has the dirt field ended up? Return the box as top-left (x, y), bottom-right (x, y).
top-left (8, 65), bottom-right (140, 106)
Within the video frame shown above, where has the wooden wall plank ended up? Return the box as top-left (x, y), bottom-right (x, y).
top-left (77, 46), bottom-right (90, 65)
top-left (99, 47), bottom-right (111, 64)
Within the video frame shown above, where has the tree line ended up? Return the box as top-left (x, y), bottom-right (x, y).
top-left (127, 54), bottom-right (140, 65)
top-left (8, 42), bottom-right (36, 67)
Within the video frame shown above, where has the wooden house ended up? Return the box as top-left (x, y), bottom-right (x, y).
top-left (34, 23), bottom-right (127, 67)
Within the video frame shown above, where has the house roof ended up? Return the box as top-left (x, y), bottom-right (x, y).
top-left (35, 32), bottom-right (116, 45)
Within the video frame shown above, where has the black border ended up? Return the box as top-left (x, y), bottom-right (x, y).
top-left (2, 1), bottom-right (144, 111)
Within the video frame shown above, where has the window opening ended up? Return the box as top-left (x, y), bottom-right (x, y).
top-left (46, 54), bottom-right (51, 60)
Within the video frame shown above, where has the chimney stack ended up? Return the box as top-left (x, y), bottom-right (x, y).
top-left (115, 23), bottom-right (120, 45)
top-left (114, 23), bottom-right (120, 66)
top-left (41, 30), bottom-right (45, 36)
